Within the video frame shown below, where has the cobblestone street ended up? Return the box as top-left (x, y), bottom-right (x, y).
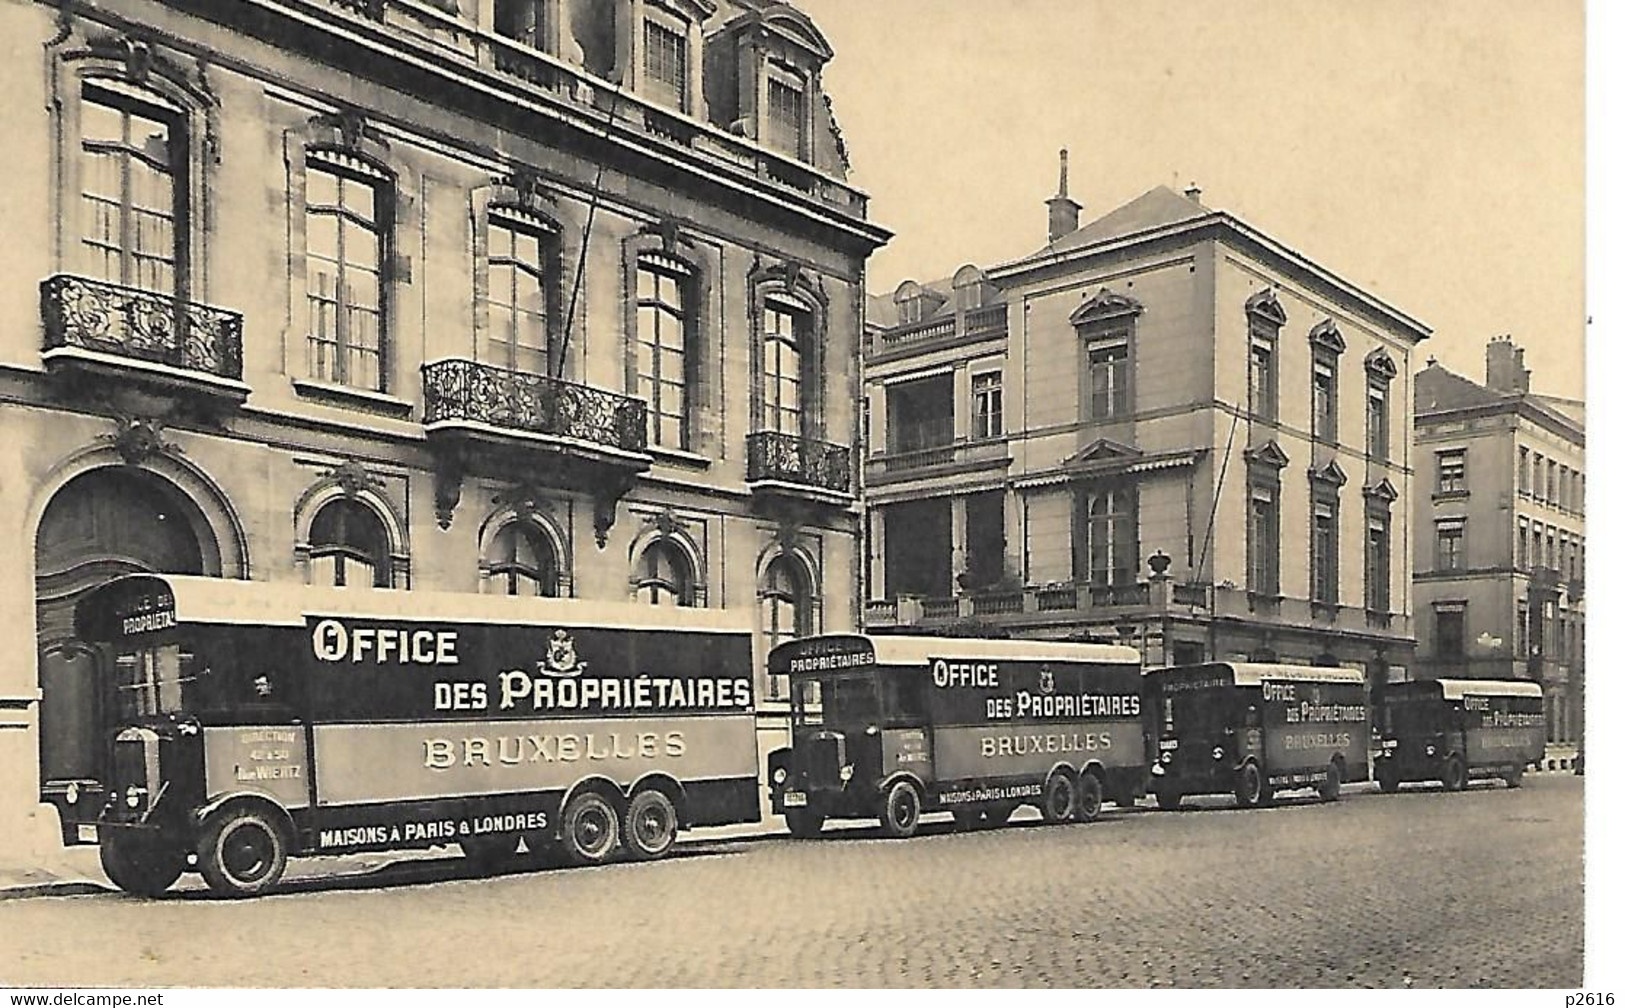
top-left (0, 776), bottom-right (1581, 988)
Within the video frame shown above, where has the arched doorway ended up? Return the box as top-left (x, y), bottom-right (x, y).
top-left (34, 467), bottom-right (217, 795)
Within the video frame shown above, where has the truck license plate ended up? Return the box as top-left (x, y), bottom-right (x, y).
top-left (76, 824), bottom-right (98, 843)
top-left (782, 791), bottom-right (808, 808)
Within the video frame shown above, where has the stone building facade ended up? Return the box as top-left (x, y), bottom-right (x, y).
top-left (0, 0), bottom-right (886, 858)
top-left (1412, 340), bottom-right (1584, 755)
top-left (864, 163), bottom-right (1426, 687)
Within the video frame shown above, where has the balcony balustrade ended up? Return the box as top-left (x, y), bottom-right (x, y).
top-left (745, 431), bottom-right (853, 497)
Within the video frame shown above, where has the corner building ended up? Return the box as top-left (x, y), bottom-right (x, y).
top-left (0, 0), bottom-right (887, 858)
top-left (865, 169), bottom-right (1425, 685)
top-left (1412, 340), bottom-right (1584, 761)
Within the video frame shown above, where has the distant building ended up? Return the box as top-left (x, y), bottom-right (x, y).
top-left (1413, 341), bottom-right (1584, 751)
top-left (863, 156), bottom-right (1427, 686)
top-left (2, 0), bottom-right (887, 857)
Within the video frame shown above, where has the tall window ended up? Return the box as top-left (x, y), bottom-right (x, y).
top-left (80, 84), bottom-right (183, 293)
top-left (1248, 483), bottom-right (1280, 595)
top-left (765, 75), bottom-right (806, 157)
top-left (1435, 518), bottom-right (1466, 571)
top-left (306, 156), bottom-right (386, 391)
top-left (635, 540), bottom-right (695, 607)
top-left (1311, 497), bottom-right (1338, 606)
top-left (1249, 330), bottom-right (1277, 421)
top-left (761, 298), bottom-right (804, 436)
top-left (1312, 357), bottom-right (1337, 441)
top-left (643, 19), bottom-right (687, 109)
top-left (1365, 508), bottom-right (1391, 613)
top-left (760, 556), bottom-right (811, 657)
top-left (1532, 454), bottom-right (1545, 501)
top-left (1436, 449), bottom-right (1467, 494)
top-left (1088, 338), bottom-right (1130, 420)
top-left (636, 256), bottom-right (691, 448)
top-left (1518, 517), bottom-right (1530, 569)
top-left (1515, 599), bottom-right (1529, 657)
top-left (1546, 461), bottom-right (1557, 503)
top-left (1435, 605), bottom-right (1466, 659)
top-left (308, 498), bottom-right (390, 588)
top-left (1366, 378), bottom-right (1388, 460)
top-left (1532, 521), bottom-right (1545, 567)
top-left (485, 214), bottom-right (553, 374)
top-left (488, 521), bottom-right (559, 596)
top-left (1079, 487), bottom-right (1137, 586)
top-left (1518, 446), bottom-right (1531, 495)
top-left (972, 371), bottom-right (1003, 439)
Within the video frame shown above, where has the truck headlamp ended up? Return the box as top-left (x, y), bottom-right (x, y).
top-left (772, 767), bottom-right (788, 786)
top-left (839, 765), bottom-right (854, 782)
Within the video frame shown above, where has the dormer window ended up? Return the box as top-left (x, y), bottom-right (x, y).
top-left (495, 0), bottom-right (547, 48)
top-left (764, 69), bottom-right (807, 157)
top-left (643, 17), bottom-right (688, 110)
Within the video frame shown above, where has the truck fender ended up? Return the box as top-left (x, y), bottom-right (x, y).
top-left (192, 793), bottom-right (297, 848)
top-left (876, 770), bottom-right (929, 804)
top-left (628, 773), bottom-right (689, 826)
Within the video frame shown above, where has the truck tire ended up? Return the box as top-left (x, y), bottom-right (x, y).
top-left (1443, 755), bottom-right (1468, 792)
top-left (1076, 771), bottom-right (1105, 823)
top-left (1319, 760), bottom-right (1343, 802)
top-left (560, 791), bottom-right (621, 865)
top-left (1040, 773), bottom-right (1078, 824)
top-left (99, 832), bottom-right (185, 897)
top-left (879, 780), bottom-right (922, 839)
top-left (197, 807), bottom-right (289, 898)
top-left (1234, 763), bottom-right (1264, 808)
top-left (622, 789), bottom-right (679, 861)
top-left (785, 809), bottom-right (825, 838)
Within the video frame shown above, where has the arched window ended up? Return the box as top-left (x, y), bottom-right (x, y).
top-left (635, 540), bottom-right (695, 607)
top-left (308, 498), bottom-right (390, 587)
top-left (488, 520), bottom-right (559, 597)
top-left (762, 296), bottom-right (805, 436)
top-left (760, 555), bottom-right (811, 652)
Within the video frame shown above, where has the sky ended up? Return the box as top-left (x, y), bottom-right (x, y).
top-left (798, 0), bottom-right (1586, 399)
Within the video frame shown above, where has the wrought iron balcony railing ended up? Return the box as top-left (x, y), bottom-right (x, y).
top-left (421, 359), bottom-right (647, 455)
top-left (746, 430), bottom-right (852, 494)
top-left (41, 274), bottom-right (244, 381)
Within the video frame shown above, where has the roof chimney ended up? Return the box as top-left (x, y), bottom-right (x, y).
top-left (1046, 149), bottom-right (1082, 243)
top-left (1183, 182), bottom-right (1203, 203)
top-left (1485, 336), bottom-right (1531, 394)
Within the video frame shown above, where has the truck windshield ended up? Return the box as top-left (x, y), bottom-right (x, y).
top-left (1161, 688), bottom-right (1234, 739)
top-left (792, 674), bottom-right (880, 727)
top-left (113, 644), bottom-right (196, 717)
top-left (1385, 697), bottom-right (1441, 735)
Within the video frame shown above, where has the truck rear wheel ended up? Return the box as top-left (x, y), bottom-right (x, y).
top-left (197, 808), bottom-right (289, 897)
top-left (99, 832), bottom-right (185, 897)
top-left (1041, 773), bottom-right (1078, 824)
top-left (1235, 763), bottom-right (1264, 808)
top-left (622, 789), bottom-right (679, 861)
top-left (785, 809), bottom-right (825, 838)
top-left (560, 792), bottom-right (621, 865)
top-left (879, 780), bottom-right (922, 838)
top-left (1076, 772), bottom-right (1105, 823)
top-left (1443, 755), bottom-right (1468, 792)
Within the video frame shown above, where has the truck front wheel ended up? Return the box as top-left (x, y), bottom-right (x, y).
top-left (1443, 755), bottom-right (1468, 792)
top-left (1235, 763), bottom-right (1265, 808)
top-left (878, 780), bottom-right (922, 838)
top-left (100, 832), bottom-right (185, 897)
top-left (197, 808), bottom-right (289, 897)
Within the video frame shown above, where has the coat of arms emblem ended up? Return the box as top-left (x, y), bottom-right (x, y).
top-left (1038, 668), bottom-right (1055, 695)
top-left (540, 629), bottom-right (587, 677)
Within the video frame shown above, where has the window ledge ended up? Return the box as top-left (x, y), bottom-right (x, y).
top-left (646, 444), bottom-right (712, 470)
top-left (1432, 490), bottom-right (1470, 502)
top-left (293, 378), bottom-right (416, 418)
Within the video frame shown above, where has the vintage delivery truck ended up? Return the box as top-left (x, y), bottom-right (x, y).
top-left (765, 633), bottom-right (1146, 837)
top-left (61, 573), bottom-right (760, 896)
top-left (1373, 678), bottom-right (1544, 791)
top-left (1144, 662), bottom-right (1369, 809)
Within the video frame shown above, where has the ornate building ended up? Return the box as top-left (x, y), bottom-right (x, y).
top-left (1, 0), bottom-right (886, 858)
top-left (864, 158), bottom-right (1426, 684)
top-left (1413, 340), bottom-right (1584, 760)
